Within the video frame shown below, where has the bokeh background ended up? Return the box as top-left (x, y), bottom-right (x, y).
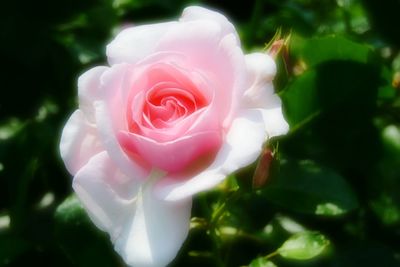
top-left (1, 0), bottom-right (399, 266)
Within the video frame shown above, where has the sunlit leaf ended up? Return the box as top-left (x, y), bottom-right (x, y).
top-left (278, 231), bottom-right (329, 260)
top-left (249, 257), bottom-right (277, 267)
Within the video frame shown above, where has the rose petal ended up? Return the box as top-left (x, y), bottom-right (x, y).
top-left (118, 130), bottom-right (222, 173)
top-left (59, 110), bottom-right (103, 175)
top-left (95, 99), bottom-right (149, 179)
top-left (218, 33), bottom-right (248, 127)
top-left (181, 6), bottom-right (239, 43)
top-left (260, 105), bottom-right (290, 138)
top-left (242, 53), bottom-right (277, 109)
top-left (157, 26), bottom-right (246, 128)
top-left (155, 109), bottom-right (267, 201)
top-left (106, 22), bottom-right (178, 65)
top-left (74, 152), bottom-right (191, 267)
top-left (73, 151), bottom-right (140, 239)
top-left (78, 66), bottom-right (108, 122)
top-left (114, 184), bottom-right (192, 267)
top-left (246, 52), bottom-right (276, 83)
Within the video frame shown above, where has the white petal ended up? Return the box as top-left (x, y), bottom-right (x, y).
top-left (242, 53), bottom-right (289, 137)
top-left (78, 66), bottom-right (108, 122)
top-left (156, 109), bottom-right (267, 201)
top-left (243, 53), bottom-right (276, 109)
top-left (74, 153), bottom-right (191, 267)
top-left (106, 22), bottom-right (178, 65)
top-left (246, 52), bottom-right (276, 83)
top-left (59, 110), bottom-right (103, 175)
top-left (260, 98), bottom-right (290, 138)
top-left (114, 185), bottom-right (192, 267)
top-left (181, 6), bottom-right (239, 42)
top-left (73, 151), bottom-right (140, 239)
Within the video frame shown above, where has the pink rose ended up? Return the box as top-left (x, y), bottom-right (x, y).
top-left (60, 6), bottom-right (288, 267)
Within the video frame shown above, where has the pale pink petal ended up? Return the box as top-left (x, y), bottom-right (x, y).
top-left (99, 64), bottom-right (131, 132)
top-left (181, 6), bottom-right (239, 42)
top-left (59, 110), bottom-right (103, 175)
top-left (78, 66), bottom-right (108, 122)
top-left (73, 151), bottom-right (140, 240)
top-left (242, 53), bottom-right (277, 109)
top-left (218, 34), bottom-right (248, 128)
top-left (155, 109), bottom-right (267, 201)
top-left (114, 185), bottom-right (192, 267)
top-left (93, 64), bottom-right (149, 179)
top-left (156, 20), bottom-right (223, 66)
top-left (106, 22), bottom-right (178, 65)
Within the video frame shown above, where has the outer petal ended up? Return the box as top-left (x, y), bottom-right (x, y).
top-left (114, 185), bottom-right (192, 267)
top-left (73, 152), bottom-right (191, 267)
top-left (78, 66), bottom-right (109, 122)
top-left (73, 151), bottom-right (139, 240)
top-left (243, 53), bottom-right (289, 137)
top-left (180, 6), bottom-right (239, 43)
top-left (260, 96), bottom-right (289, 138)
top-left (60, 110), bottom-right (103, 175)
top-left (242, 53), bottom-right (276, 109)
top-left (155, 109), bottom-right (267, 201)
top-left (106, 6), bottom-right (239, 66)
top-left (106, 22), bottom-right (178, 65)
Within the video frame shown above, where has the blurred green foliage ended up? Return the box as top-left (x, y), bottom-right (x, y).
top-left (0, 0), bottom-right (399, 266)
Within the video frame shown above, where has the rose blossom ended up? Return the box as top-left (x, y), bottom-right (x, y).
top-left (60, 6), bottom-right (288, 267)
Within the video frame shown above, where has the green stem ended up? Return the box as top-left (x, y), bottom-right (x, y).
top-left (264, 250), bottom-right (280, 260)
top-left (284, 110), bottom-right (321, 137)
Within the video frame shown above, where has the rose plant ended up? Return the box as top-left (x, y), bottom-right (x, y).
top-left (60, 6), bottom-right (288, 267)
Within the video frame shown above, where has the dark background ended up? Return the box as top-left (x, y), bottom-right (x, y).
top-left (0, 0), bottom-right (399, 266)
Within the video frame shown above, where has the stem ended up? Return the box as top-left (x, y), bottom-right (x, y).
top-left (284, 110), bottom-right (321, 137)
top-left (264, 250), bottom-right (280, 260)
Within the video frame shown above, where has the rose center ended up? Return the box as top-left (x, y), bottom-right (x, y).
top-left (129, 80), bottom-right (208, 131)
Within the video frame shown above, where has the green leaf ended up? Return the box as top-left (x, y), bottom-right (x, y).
top-left (55, 195), bottom-right (122, 267)
top-left (301, 36), bottom-right (373, 67)
top-left (282, 36), bottom-right (379, 131)
top-left (282, 61), bottom-right (378, 127)
top-left (281, 58), bottom-right (380, 172)
top-left (249, 257), bottom-right (277, 267)
top-left (278, 231), bottom-right (329, 260)
top-left (263, 160), bottom-right (359, 216)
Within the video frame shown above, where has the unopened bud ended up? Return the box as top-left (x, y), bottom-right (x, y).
top-left (253, 148), bottom-right (273, 189)
top-left (392, 72), bottom-right (400, 89)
